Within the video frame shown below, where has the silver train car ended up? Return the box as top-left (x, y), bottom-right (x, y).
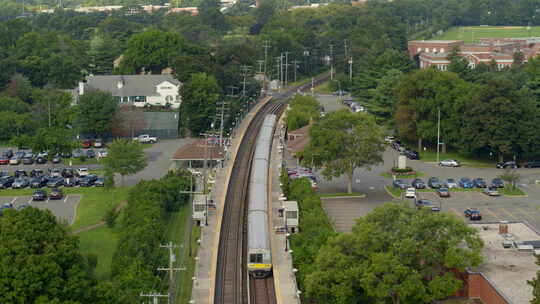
top-left (247, 114), bottom-right (277, 278)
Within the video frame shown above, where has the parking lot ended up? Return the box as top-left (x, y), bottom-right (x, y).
top-left (0, 195), bottom-right (81, 224)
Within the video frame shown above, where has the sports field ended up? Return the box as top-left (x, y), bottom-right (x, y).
top-left (434, 26), bottom-right (540, 43)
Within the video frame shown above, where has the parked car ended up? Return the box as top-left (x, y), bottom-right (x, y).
top-left (79, 174), bottom-right (98, 187)
top-left (436, 187), bottom-right (450, 197)
top-left (14, 170), bottom-right (27, 177)
top-left (524, 160), bottom-right (540, 168)
top-left (439, 159), bottom-right (461, 167)
top-left (459, 177), bottom-right (474, 188)
top-left (51, 154), bottom-right (62, 164)
top-left (428, 177), bottom-right (442, 189)
top-left (94, 139), bottom-right (104, 148)
top-left (133, 134), bottom-right (158, 143)
top-left (30, 176), bottom-right (48, 188)
top-left (405, 150), bottom-right (420, 160)
top-left (9, 156), bottom-right (21, 165)
top-left (62, 151), bottom-right (72, 158)
top-left (72, 149), bottom-right (83, 158)
top-left (464, 208), bottom-right (482, 220)
top-left (61, 168), bottom-right (75, 178)
top-left (30, 169), bottom-right (44, 177)
top-left (444, 178), bottom-right (458, 188)
top-left (405, 187), bottom-right (416, 198)
top-left (22, 155), bottom-right (34, 165)
top-left (49, 168), bottom-right (61, 178)
top-left (2, 149), bottom-right (13, 158)
top-left (473, 178), bottom-right (487, 188)
top-left (392, 179), bottom-right (408, 190)
top-left (411, 178), bottom-right (425, 189)
top-left (0, 176), bottom-right (15, 188)
top-left (63, 177), bottom-right (78, 187)
top-left (97, 149), bottom-right (108, 158)
top-left (82, 139), bottom-right (93, 148)
top-left (496, 161), bottom-right (518, 169)
top-left (0, 156), bottom-right (8, 165)
top-left (49, 188), bottom-right (63, 200)
top-left (32, 189), bottom-right (47, 201)
top-left (384, 136), bottom-right (395, 143)
top-left (76, 168), bottom-right (89, 177)
top-left (46, 177), bottom-right (63, 188)
top-left (12, 178), bottom-right (29, 189)
top-left (86, 149), bottom-right (96, 158)
top-left (483, 187), bottom-right (500, 196)
top-left (36, 156), bottom-right (47, 164)
top-left (94, 177), bottom-right (105, 187)
top-left (491, 178), bottom-right (505, 188)
top-left (0, 202), bottom-right (14, 215)
top-left (415, 199), bottom-right (441, 212)
top-left (37, 151), bottom-right (48, 158)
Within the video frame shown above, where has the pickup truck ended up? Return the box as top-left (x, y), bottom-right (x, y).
top-left (133, 134), bottom-right (158, 143)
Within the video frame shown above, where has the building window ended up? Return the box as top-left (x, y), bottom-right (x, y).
top-left (250, 253), bottom-right (263, 263)
top-left (432, 48), bottom-right (437, 53)
top-left (440, 48), bottom-right (445, 53)
top-left (286, 210), bottom-right (298, 219)
top-left (175, 95), bottom-right (181, 103)
top-left (417, 47), bottom-right (421, 53)
top-left (425, 47), bottom-right (429, 52)
top-left (165, 95), bottom-right (173, 103)
top-left (160, 86), bottom-right (172, 90)
top-left (194, 204), bottom-right (206, 212)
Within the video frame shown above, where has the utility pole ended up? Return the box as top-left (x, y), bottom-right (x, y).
top-left (227, 86), bottom-right (238, 97)
top-left (140, 292), bottom-right (169, 304)
top-left (344, 39), bottom-right (348, 59)
top-left (329, 44), bottom-right (334, 80)
top-left (284, 51), bottom-right (290, 87)
top-left (348, 57), bottom-right (353, 81)
top-left (257, 60), bottom-right (264, 73)
top-left (158, 242), bottom-right (185, 286)
top-left (280, 53), bottom-right (284, 88)
top-left (436, 107), bottom-right (441, 163)
top-left (292, 60), bottom-right (300, 83)
top-left (240, 65), bottom-right (251, 97)
top-left (263, 40), bottom-right (270, 75)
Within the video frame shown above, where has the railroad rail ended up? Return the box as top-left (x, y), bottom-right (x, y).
top-left (215, 73), bottom-right (328, 304)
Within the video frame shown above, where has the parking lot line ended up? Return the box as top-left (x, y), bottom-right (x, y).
top-left (64, 195), bottom-right (68, 203)
top-left (515, 208), bottom-right (538, 223)
top-left (484, 208), bottom-right (501, 221)
top-left (499, 208), bottom-right (519, 221)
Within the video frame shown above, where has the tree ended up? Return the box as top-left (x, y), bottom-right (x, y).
top-left (76, 90), bottom-right (118, 137)
top-left (198, 0), bottom-right (228, 32)
top-left (301, 110), bottom-right (386, 194)
top-left (29, 127), bottom-right (76, 155)
top-left (110, 104), bottom-right (147, 138)
top-left (497, 168), bottom-right (520, 189)
top-left (180, 73), bottom-right (221, 136)
top-left (305, 203), bottom-right (484, 304)
top-left (0, 207), bottom-right (98, 303)
top-left (286, 94), bottom-right (320, 131)
top-left (103, 138), bottom-right (147, 186)
top-left (529, 255), bottom-right (540, 304)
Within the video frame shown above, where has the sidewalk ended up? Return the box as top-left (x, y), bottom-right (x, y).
top-left (269, 111), bottom-right (301, 304)
top-left (191, 97), bottom-right (272, 304)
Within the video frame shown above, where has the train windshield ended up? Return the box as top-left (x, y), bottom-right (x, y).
top-left (250, 253), bottom-right (263, 263)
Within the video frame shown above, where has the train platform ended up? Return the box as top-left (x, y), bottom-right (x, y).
top-left (268, 111), bottom-right (302, 304)
top-left (191, 97), bottom-right (272, 304)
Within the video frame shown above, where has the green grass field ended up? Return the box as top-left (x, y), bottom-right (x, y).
top-left (77, 225), bottom-right (121, 280)
top-left (434, 26), bottom-right (540, 43)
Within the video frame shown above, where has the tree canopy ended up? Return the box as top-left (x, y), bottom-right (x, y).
top-left (285, 94), bottom-right (320, 131)
top-left (302, 110), bottom-right (386, 194)
top-left (103, 138), bottom-right (147, 185)
top-left (180, 72), bottom-right (221, 136)
top-left (305, 203), bottom-right (484, 304)
top-left (76, 90), bottom-right (118, 137)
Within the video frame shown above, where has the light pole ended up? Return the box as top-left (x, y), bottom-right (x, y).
top-left (436, 107), bottom-right (441, 163)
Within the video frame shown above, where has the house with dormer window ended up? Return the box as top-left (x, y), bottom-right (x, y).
top-left (77, 75), bottom-right (182, 109)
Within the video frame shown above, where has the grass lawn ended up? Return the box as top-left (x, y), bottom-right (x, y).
top-left (319, 192), bottom-right (364, 197)
top-left (77, 225), bottom-right (121, 280)
top-left (380, 171), bottom-right (425, 179)
top-left (420, 150), bottom-right (496, 168)
top-left (0, 187), bottom-right (130, 230)
top-left (314, 81), bottom-right (332, 94)
top-left (62, 157), bottom-right (100, 166)
top-left (433, 26), bottom-right (540, 43)
top-left (500, 185), bottom-right (526, 196)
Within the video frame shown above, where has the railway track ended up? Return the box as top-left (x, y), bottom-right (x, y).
top-left (215, 73), bottom-right (328, 304)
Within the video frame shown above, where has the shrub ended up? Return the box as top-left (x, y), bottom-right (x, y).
top-left (391, 166), bottom-right (414, 174)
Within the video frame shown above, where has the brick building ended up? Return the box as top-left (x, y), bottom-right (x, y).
top-left (408, 38), bottom-right (540, 70)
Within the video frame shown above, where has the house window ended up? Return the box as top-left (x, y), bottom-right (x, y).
top-left (175, 95), bottom-right (181, 103)
top-left (440, 48), bottom-right (445, 53)
top-left (165, 95), bottom-right (173, 103)
top-left (286, 210), bottom-right (297, 219)
top-left (161, 86), bottom-right (172, 90)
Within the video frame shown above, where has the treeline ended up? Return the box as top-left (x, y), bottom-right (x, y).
top-left (106, 170), bottom-right (192, 303)
top-left (281, 171), bottom-right (335, 298)
top-left (285, 95), bottom-right (320, 131)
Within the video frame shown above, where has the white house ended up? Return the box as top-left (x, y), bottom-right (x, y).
top-left (77, 75), bottom-right (182, 109)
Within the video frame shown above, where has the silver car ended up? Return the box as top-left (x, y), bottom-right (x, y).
top-left (439, 159), bottom-right (460, 167)
top-left (445, 178), bottom-right (458, 188)
top-left (12, 178), bottom-right (29, 189)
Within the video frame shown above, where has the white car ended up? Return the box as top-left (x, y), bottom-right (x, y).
top-left (385, 136), bottom-right (395, 143)
top-left (405, 187), bottom-right (416, 199)
top-left (439, 159), bottom-right (461, 167)
top-left (97, 149), bottom-right (108, 158)
top-left (445, 178), bottom-right (458, 188)
top-left (77, 168), bottom-right (89, 177)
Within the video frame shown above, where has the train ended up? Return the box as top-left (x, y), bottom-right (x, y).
top-left (247, 114), bottom-right (277, 278)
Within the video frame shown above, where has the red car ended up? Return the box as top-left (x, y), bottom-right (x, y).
top-left (0, 156), bottom-right (8, 165)
top-left (82, 139), bottom-right (93, 148)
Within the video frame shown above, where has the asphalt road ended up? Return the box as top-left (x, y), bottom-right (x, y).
top-left (0, 194), bottom-right (81, 224)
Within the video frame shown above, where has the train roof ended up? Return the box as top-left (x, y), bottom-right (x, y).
top-left (248, 210), bottom-right (270, 250)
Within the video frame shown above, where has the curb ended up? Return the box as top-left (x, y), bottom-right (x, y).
top-left (384, 186), bottom-right (401, 199)
top-left (320, 195), bottom-right (366, 199)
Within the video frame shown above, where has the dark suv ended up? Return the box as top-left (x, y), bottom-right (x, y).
top-left (0, 176), bottom-right (15, 188)
top-left (428, 177), bottom-right (442, 189)
top-left (525, 160), bottom-right (540, 168)
top-left (496, 161), bottom-right (518, 169)
top-left (415, 199), bottom-right (441, 212)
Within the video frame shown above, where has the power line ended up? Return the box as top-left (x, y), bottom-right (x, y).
top-left (240, 65), bottom-right (252, 97)
top-left (157, 242), bottom-right (186, 285)
top-left (140, 292), bottom-right (169, 304)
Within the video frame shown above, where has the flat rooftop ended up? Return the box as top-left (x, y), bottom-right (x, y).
top-left (470, 222), bottom-right (540, 304)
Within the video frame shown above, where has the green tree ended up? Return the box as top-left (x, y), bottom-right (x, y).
top-left (76, 90), bottom-right (118, 137)
top-left (180, 72), bottom-right (221, 136)
top-left (198, 0), bottom-right (228, 31)
top-left (306, 203), bottom-right (484, 304)
top-left (103, 138), bottom-right (147, 186)
top-left (286, 94), bottom-right (320, 131)
top-left (29, 127), bottom-right (76, 155)
top-left (367, 69), bottom-right (404, 121)
top-left (529, 255), bottom-right (540, 304)
top-left (301, 110), bottom-right (385, 194)
top-left (0, 207), bottom-right (98, 303)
